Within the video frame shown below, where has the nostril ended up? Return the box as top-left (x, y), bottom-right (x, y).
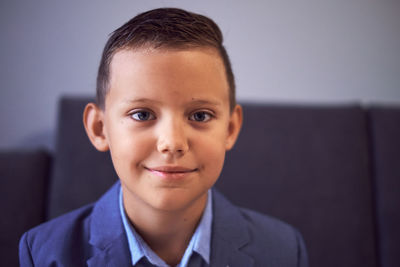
top-left (158, 144), bottom-right (185, 154)
top-left (158, 143), bottom-right (188, 155)
top-left (156, 131), bottom-right (189, 154)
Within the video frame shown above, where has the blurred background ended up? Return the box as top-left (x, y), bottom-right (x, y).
top-left (1, 2), bottom-right (400, 267)
top-left (1, 0), bottom-right (399, 151)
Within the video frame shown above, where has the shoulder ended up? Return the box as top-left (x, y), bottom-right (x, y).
top-left (19, 182), bottom-right (123, 266)
top-left (19, 204), bottom-right (95, 266)
top-left (22, 203), bottom-right (94, 248)
top-left (239, 207), bottom-right (298, 239)
top-left (239, 207), bottom-right (304, 249)
top-left (212, 190), bottom-right (308, 267)
top-left (241, 208), bottom-right (308, 266)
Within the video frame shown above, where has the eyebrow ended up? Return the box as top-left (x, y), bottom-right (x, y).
top-left (122, 98), bottom-right (222, 106)
top-left (189, 99), bottom-right (222, 106)
top-left (122, 98), bottom-right (162, 105)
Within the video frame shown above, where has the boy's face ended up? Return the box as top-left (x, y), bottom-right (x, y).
top-left (86, 48), bottom-right (242, 213)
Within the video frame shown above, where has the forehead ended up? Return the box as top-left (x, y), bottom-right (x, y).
top-left (109, 47), bottom-right (225, 81)
top-left (107, 48), bottom-right (229, 107)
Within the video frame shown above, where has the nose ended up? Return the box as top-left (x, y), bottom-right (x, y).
top-left (156, 117), bottom-right (189, 156)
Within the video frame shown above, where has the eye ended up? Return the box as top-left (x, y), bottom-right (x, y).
top-left (189, 111), bottom-right (212, 122)
top-left (130, 110), bottom-right (156, 121)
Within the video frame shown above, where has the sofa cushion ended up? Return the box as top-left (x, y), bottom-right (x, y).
top-left (368, 106), bottom-right (400, 267)
top-left (216, 104), bottom-right (377, 267)
top-left (0, 149), bottom-right (50, 267)
top-left (47, 97), bottom-right (117, 219)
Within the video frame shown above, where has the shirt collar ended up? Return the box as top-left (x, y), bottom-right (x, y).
top-left (119, 186), bottom-right (213, 266)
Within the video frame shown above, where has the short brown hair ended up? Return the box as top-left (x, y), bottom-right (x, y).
top-left (96, 8), bottom-right (236, 111)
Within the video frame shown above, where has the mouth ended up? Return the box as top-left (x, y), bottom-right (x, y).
top-left (144, 166), bottom-right (198, 179)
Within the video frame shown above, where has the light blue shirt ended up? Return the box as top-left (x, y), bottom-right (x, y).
top-left (119, 187), bottom-right (213, 267)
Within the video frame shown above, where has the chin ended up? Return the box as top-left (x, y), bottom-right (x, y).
top-left (147, 188), bottom-right (206, 212)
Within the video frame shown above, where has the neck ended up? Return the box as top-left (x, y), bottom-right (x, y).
top-left (122, 188), bottom-right (208, 266)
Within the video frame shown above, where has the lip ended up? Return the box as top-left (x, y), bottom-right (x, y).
top-left (145, 166), bottom-right (198, 179)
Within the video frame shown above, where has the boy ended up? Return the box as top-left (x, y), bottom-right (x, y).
top-left (19, 8), bottom-right (308, 267)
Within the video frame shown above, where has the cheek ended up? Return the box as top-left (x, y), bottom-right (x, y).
top-left (194, 130), bottom-right (227, 175)
top-left (106, 123), bottom-right (154, 176)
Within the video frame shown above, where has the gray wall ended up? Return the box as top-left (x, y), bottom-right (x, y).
top-left (1, 0), bottom-right (399, 150)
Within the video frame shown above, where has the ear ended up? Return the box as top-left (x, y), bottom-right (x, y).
top-left (225, 104), bottom-right (243, 151)
top-left (83, 103), bottom-right (109, 152)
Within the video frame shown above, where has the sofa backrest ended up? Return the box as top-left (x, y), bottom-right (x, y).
top-left (368, 107), bottom-right (400, 267)
top-left (0, 150), bottom-right (50, 267)
top-left (217, 104), bottom-right (377, 267)
top-left (48, 97), bottom-right (117, 219)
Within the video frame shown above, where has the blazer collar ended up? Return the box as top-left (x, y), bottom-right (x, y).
top-left (210, 189), bottom-right (254, 267)
top-left (87, 182), bottom-right (131, 267)
top-left (86, 182), bottom-right (254, 267)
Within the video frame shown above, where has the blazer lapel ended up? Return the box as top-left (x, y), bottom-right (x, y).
top-left (210, 190), bottom-right (254, 267)
top-left (87, 234), bottom-right (131, 267)
top-left (86, 182), bottom-right (131, 267)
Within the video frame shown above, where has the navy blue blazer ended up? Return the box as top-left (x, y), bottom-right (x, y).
top-left (19, 182), bottom-right (308, 266)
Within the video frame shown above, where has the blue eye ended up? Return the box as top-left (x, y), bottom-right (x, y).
top-left (189, 111), bottom-right (212, 122)
top-left (130, 110), bottom-right (155, 121)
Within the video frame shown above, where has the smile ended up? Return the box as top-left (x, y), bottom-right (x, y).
top-left (144, 166), bottom-right (198, 179)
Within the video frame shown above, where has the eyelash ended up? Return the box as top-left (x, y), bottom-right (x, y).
top-left (130, 110), bottom-right (156, 121)
top-left (129, 110), bottom-right (214, 122)
top-left (189, 111), bottom-right (213, 122)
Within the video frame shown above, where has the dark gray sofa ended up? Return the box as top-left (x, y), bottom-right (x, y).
top-left (1, 96), bottom-right (399, 267)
